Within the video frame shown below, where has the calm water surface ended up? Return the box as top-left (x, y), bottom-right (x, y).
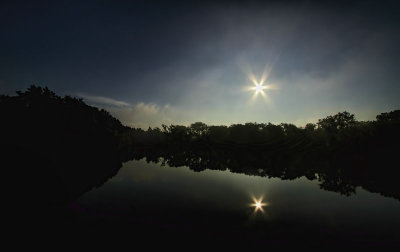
top-left (75, 159), bottom-right (400, 243)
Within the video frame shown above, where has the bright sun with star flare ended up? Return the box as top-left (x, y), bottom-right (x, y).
top-left (254, 83), bottom-right (266, 93)
top-left (245, 71), bottom-right (278, 102)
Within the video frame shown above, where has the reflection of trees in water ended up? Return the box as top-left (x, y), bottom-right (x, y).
top-left (124, 110), bottom-right (400, 201)
top-left (129, 140), bottom-right (400, 201)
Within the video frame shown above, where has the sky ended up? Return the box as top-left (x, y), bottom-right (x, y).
top-left (1, 0), bottom-right (400, 128)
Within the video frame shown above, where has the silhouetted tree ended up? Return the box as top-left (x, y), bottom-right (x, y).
top-left (304, 123), bottom-right (316, 131)
top-left (189, 122), bottom-right (208, 138)
top-left (317, 111), bottom-right (356, 131)
top-left (376, 110), bottom-right (400, 123)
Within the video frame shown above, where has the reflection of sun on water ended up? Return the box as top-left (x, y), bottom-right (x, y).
top-left (251, 196), bottom-right (268, 213)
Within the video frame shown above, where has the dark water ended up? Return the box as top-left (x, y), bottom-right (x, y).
top-left (72, 159), bottom-right (400, 247)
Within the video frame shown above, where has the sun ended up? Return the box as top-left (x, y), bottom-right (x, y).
top-left (254, 83), bottom-right (266, 94)
top-left (245, 72), bottom-right (278, 102)
top-left (249, 81), bottom-right (268, 98)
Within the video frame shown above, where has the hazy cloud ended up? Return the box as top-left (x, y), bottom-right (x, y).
top-left (110, 102), bottom-right (195, 129)
top-left (78, 94), bottom-right (130, 107)
top-left (79, 94), bottom-right (194, 129)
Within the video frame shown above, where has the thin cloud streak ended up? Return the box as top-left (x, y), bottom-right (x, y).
top-left (77, 94), bottom-right (131, 107)
top-left (79, 94), bottom-right (194, 129)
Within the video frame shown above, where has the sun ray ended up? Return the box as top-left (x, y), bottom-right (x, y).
top-left (250, 91), bottom-right (259, 101)
top-left (264, 84), bottom-right (279, 90)
top-left (260, 72), bottom-right (268, 85)
top-left (260, 90), bottom-right (267, 98)
top-left (249, 73), bottom-right (259, 85)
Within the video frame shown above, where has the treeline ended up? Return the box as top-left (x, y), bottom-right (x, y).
top-left (124, 110), bottom-right (400, 154)
top-left (2, 86), bottom-right (399, 205)
top-left (3, 85), bottom-right (398, 165)
top-left (1, 86), bottom-right (131, 205)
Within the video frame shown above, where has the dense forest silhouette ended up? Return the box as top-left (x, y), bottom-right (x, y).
top-left (2, 85), bottom-right (400, 208)
top-left (1, 86), bottom-right (128, 207)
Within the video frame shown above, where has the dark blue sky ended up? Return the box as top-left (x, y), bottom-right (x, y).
top-left (1, 0), bottom-right (399, 127)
